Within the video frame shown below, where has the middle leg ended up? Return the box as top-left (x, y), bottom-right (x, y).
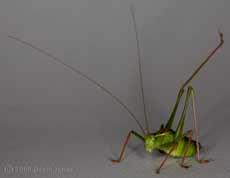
top-left (156, 142), bottom-right (178, 174)
top-left (180, 130), bottom-right (193, 169)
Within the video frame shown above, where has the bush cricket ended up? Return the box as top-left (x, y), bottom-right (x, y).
top-left (7, 5), bottom-right (224, 174)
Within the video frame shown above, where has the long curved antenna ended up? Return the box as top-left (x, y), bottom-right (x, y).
top-left (130, 4), bottom-right (150, 134)
top-left (8, 35), bottom-right (146, 135)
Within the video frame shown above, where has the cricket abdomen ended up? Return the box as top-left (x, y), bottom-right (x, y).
top-left (158, 137), bottom-right (198, 157)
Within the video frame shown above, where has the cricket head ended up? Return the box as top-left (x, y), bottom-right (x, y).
top-left (144, 134), bottom-right (157, 153)
top-left (144, 124), bottom-right (165, 152)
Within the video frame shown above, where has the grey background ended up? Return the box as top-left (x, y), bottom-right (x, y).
top-left (0, 0), bottom-right (229, 177)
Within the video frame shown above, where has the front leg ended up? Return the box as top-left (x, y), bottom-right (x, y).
top-left (111, 130), bottom-right (144, 163)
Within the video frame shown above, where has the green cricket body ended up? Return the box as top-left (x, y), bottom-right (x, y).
top-left (144, 87), bottom-right (200, 158)
top-left (145, 129), bottom-right (197, 157)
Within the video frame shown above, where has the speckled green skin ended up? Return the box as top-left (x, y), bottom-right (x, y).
top-left (144, 129), bottom-right (199, 157)
top-left (137, 86), bottom-right (202, 158)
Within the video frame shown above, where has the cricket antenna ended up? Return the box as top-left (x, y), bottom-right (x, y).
top-left (130, 4), bottom-right (150, 134)
top-left (8, 35), bottom-right (146, 135)
top-left (181, 31), bottom-right (224, 90)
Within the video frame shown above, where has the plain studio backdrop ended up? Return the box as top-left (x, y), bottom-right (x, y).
top-left (0, 0), bottom-right (229, 177)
